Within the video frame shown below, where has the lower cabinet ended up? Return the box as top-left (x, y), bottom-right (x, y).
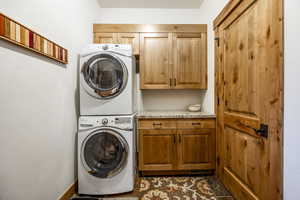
top-left (177, 129), bottom-right (215, 170)
top-left (138, 119), bottom-right (216, 173)
top-left (139, 129), bottom-right (176, 171)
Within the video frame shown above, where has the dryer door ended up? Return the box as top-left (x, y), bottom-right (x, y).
top-left (81, 129), bottom-right (128, 178)
top-left (81, 53), bottom-right (128, 99)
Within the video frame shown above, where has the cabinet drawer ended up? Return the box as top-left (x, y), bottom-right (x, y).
top-left (177, 119), bottom-right (215, 129)
top-left (138, 119), bottom-right (177, 129)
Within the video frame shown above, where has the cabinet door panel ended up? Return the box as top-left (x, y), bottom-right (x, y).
top-left (94, 33), bottom-right (117, 44)
top-left (140, 33), bottom-right (172, 89)
top-left (118, 33), bottom-right (139, 55)
top-left (173, 33), bottom-right (207, 89)
top-left (139, 129), bottom-right (176, 171)
top-left (177, 129), bottom-right (215, 170)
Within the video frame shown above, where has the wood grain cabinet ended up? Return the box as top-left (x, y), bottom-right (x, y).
top-left (93, 24), bottom-right (208, 90)
top-left (94, 32), bottom-right (140, 55)
top-left (138, 118), bottom-right (215, 174)
top-left (139, 129), bottom-right (176, 171)
top-left (139, 33), bottom-right (173, 89)
top-left (140, 33), bottom-right (207, 89)
top-left (173, 33), bottom-right (207, 89)
top-left (177, 129), bottom-right (215, 170)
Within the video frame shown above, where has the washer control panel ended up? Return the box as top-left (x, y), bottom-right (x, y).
top-left (79, 116), bottom-right (134, 130)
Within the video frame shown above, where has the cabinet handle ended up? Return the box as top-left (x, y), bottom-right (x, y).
top-left (173, 135), bottom-right (176, 144)
top-left (170, 78), bottom-right (172, 87)
top-left (174, 78), bottom-right (177, 86)
top-left (153, 123), bottom-right (162, 126)
top-left (179, 134), bottom-right (181, 143)
top-left (192, 122), bottom-right (201, 126)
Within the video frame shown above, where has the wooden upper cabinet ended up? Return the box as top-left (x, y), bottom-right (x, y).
top-left (93, 32), bottom-right (139, 55)
top-left (139, 32), bottom-right (207, 90)
top-left (173, 33), bottom-right (207, 89)
top-left (94, 33), bottom-right (117, 44)
top-left (117, 33), bottom-right (140, 55)
top-left (140, 33), bottom-right (173, 89)
top-left (92, 24), bottom-right (208, 90)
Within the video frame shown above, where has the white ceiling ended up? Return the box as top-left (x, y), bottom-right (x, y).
top-left (97, 0), bottom-right (204, 9)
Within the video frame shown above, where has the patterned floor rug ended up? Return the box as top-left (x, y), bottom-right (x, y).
top-left (74, 176), bottom-right (233, 200)
top-left (138, 177), bottom-right (218, 200)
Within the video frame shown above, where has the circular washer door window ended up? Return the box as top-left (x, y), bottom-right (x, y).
top-left (82, 53), bottom-right (128, 99)
top-left (81, 129), bottom-right (128, 178)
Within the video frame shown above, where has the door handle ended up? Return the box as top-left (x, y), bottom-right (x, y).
top-left (192, 122), bottom-right (201, 126)
top-left (152, 123), bottom-right (162, 126)
top-left (244, 123), bottom-right (269, 138)
top-left (254, 124), bottom-right (268, 138)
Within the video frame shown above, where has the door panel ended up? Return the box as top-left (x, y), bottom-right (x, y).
top-left (94, 33), bottom-right (117, 44)
top-left (177, 129), bottom-right (215, 170)
top-left (173, 33), bottom-right (207, 89)
top-left (139, 129), bottom-right (176, 171)
top-left (118, 33), bottom-right (139, 55)
top-left (215, 0), bottom-right (283, 199)
top-left (140, 33), bottom-right (172, 89)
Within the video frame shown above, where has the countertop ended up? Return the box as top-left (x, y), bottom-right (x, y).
top-left (137, 110), bottom-right (216, 119)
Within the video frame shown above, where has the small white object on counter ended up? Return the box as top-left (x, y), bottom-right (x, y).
top-left (187, 104), bottom-right (202, 112)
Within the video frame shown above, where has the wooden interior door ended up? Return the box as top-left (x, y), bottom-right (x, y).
top-left (215, 0), bottom-right (283, 199)
top-left (139, 129), bottom-right (176, 171)
top-left (140, 33), bottom-right (172, 89)
top-left (173, 33), bottom-right (207, 89)
top-left (177, 129), bottom-right (215, 170)
top-left (118, 33), bottom-right (140, 55)
top-left (93, 33), bottom-right (117, 44)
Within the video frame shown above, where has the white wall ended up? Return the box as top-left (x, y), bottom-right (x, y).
top-left (284, 1), bottom-right (300, 200)
top-left (95, 3), bottom-right (228, 113)
top-left (0, 0), bottom-right (99, 200)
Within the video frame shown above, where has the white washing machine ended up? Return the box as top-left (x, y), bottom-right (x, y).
top-left (77, 115), bottom-right (136, 195)
top-left (79, 44), bottom-right (136, 116)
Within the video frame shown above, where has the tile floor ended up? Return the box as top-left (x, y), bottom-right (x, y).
top-left (74, 176), bottom-right (234, 200)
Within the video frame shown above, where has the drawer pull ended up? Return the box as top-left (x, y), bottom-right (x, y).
top-left (192, 122), bottom-right (201, 126)
top-left (153, 123), bottom-right (162, 126)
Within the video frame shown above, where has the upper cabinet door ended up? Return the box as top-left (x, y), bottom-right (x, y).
top-left (173, 33), bottom-right (207, 89)
top-left (140, 33), bottom-right (173, 89)
top-left (117, 33), bottom-right (140, 55)
top-left (93, 33), bottom-right (117, 44)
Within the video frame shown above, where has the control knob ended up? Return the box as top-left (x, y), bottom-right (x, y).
top-left (102, 118), bottom-right (108, 125)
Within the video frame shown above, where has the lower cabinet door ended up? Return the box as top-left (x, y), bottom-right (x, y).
top-left (139, 129), bottom-right (176, 171)
top-left (177, 129), bottom-right (215, 170)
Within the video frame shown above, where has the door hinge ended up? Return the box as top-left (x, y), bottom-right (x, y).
top-left (254, 124), bottom-right (269, 138)
top-left (215, 37), bottom-right (220, 47)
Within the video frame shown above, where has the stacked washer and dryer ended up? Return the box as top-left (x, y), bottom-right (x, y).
top-left (78, 44), bottom-right (137, 195)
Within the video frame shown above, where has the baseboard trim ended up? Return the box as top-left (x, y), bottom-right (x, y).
top-left (58, 180), bottom-right (78, 200)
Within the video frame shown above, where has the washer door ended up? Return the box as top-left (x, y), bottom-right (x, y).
top-left (81, 129), bottom-right (128, 178)
top-left (81, 53), bottom-right (128, 99)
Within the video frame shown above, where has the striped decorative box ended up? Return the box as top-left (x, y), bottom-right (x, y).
top-left (0, 13), bottom-right (68, 64)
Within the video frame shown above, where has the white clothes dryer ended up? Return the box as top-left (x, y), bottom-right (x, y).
top-left (79, 44), bottom-right (136, 116)
top-left (77, 115), bottom-right (136, 195)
